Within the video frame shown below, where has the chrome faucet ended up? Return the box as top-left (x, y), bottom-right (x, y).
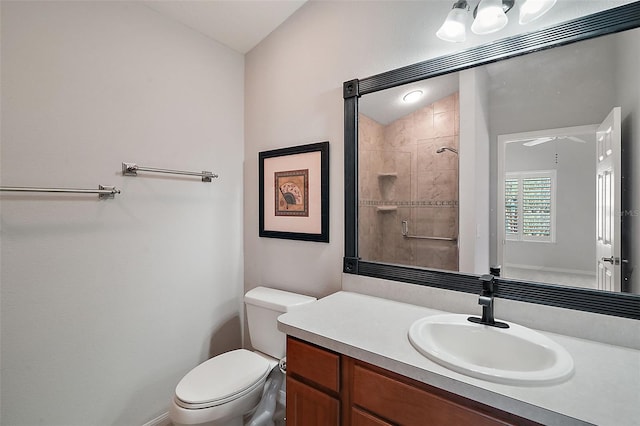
top-left (468, 274), bottom-right (509, 329)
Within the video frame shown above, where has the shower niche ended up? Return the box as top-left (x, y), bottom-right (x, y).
top-left (358, 91), bottom-right (459, 270)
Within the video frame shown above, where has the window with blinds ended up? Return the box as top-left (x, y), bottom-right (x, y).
top-left (505, 171), bottom-right (556, 242)
top-left (505, 178), bottom-right (519, 237)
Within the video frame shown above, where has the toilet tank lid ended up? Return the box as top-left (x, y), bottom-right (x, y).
top-left (245, 286), bottom-right (316, 312)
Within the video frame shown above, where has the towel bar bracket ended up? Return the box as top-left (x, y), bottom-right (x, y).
top-left (98, 185), bottom-right (118, 200)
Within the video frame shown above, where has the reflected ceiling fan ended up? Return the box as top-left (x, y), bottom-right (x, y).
top-left (518, 135), bottom-right (587, 147)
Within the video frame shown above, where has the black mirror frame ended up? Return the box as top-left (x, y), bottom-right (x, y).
top-left (343, 2), bottom-right (640, 320)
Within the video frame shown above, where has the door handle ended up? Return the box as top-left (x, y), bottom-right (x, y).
top-left (601, 256), bottom-right (627, 265)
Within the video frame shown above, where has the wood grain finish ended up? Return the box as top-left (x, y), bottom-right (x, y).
top-left (287, 376), bottom-right (340, 426)
top-left (286, 337), bottom-right (542, 426)
top-left (351, 408), bottom-right (394, 426)
top-left (287, 337), bottom-right (340, 393)
top-left (353, 363), bottom-right (524, 426)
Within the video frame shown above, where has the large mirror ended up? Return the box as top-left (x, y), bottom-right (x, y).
top-left (344, 3), bottom-right (640, 319)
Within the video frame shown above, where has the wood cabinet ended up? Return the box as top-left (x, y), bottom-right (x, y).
top-left (286, 336), bottom-right (541, 426)
top-left (286, 377), bottom-right (340, 425)
top-left (286, 337), bottom-right (341, 426)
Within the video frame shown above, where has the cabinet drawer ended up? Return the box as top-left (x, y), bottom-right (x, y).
top-left (352, 363), bottom-right (514, 426)
top-left (287, 337), bottom-right (340, 393)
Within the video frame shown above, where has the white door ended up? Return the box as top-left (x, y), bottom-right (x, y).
top-left (596, 107), bottom-right (622, 291)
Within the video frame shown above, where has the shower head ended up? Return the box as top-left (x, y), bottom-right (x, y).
top-left (436, 147), bottom-right (458, 154)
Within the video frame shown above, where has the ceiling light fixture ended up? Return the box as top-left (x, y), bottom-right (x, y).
top-left (437, 0), bottom-right (554, 42)
top-left (403, 90), bottom-right (424, 103)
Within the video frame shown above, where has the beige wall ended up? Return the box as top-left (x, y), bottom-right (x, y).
top-left (1, 2), bottom-right (244, 424)
top-left (244, 0), bottom-right (631, 304)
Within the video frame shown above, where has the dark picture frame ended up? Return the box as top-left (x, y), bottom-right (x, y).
top-left (259, 141), bottom-right (329, 242)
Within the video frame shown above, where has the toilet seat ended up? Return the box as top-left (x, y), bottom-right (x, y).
top-left (174, 349), bottom-right (272, 410)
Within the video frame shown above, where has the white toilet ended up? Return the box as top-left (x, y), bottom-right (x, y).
top-left (169, 287), bottom-right (316, 426)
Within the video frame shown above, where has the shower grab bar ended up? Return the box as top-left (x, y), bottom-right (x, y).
top-left (0, 185), bottom-right (120, 199)
top-left (401, 220), bottom-right (457, 242)
top-left (122, 162), bottom-right (218, 182)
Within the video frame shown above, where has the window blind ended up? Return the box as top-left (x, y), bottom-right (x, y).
top-left (522, 177), bottom-right (552, 237)
top-left (505, 171), bottom-right (555, 242)
top-left (505, 178), bottom-right (519, 237)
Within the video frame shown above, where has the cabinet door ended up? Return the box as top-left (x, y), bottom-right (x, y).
top-left (287, 376), bottom-right (340, 426)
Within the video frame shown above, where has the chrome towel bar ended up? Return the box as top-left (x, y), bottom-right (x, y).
top-left (122, 162), bottom-right (217, 182)
top-left (0, 185), bottom-right (120, 199)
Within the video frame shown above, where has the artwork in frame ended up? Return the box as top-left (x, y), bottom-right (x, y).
top-left (259, 141), bottom-right (329, 242)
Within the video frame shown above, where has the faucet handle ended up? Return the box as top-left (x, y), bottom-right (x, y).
top-left (478, 295), bottom-right (493, 307)
top-left (479, 274), bottom-right (495, 293)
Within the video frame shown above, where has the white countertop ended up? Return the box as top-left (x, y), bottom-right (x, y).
top-left (278, 291), bottom-right (640, 426)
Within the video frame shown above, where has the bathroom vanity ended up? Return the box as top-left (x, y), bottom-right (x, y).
top-left (286, 336), bottom-right (538, 425)
top-left (278, 291), bottom-right (640, 426)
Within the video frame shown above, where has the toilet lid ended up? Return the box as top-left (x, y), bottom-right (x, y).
top-left (175, 349), bottom-right (271, 406)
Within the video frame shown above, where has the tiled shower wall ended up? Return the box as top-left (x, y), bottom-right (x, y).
top-left (359, 93), bottom-right (459, 270)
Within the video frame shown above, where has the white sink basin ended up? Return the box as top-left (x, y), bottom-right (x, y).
top-left (408, 314), bottom-right (574, 386)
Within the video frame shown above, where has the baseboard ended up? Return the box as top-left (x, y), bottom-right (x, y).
top-left (504, 263), bottom-right (595, 276)
top-left (141, 412), bottom-right (171, 426)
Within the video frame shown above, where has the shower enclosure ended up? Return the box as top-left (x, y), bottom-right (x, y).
top-left (358, 92), bottom-right (459, 270)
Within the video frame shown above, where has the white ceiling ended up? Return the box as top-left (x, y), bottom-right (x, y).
top-left (143, 0), bottom-right (307, 54)
top-left (141, 1), bottom-right (636, 57)
top-left (360, 73), bottom-right (460, 125)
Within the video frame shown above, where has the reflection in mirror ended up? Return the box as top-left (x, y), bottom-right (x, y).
top-left (498, 125), bottom-right (599, 290)
top-left (357, 26), bottom-right (639, 294)
top-left (359, 74), bottom-right (460, 270)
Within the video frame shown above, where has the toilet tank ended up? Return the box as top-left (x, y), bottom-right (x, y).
top-left (244, 287), bottom-right (316, 359)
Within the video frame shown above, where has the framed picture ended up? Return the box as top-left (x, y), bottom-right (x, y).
top-left (259, 141), bottom-right (329, 242)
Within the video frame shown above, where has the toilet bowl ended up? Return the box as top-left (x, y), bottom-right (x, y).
top-left (169, 349), bottom-right (277, 426)
top-left (169, 287), bottom-right (316, 426)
